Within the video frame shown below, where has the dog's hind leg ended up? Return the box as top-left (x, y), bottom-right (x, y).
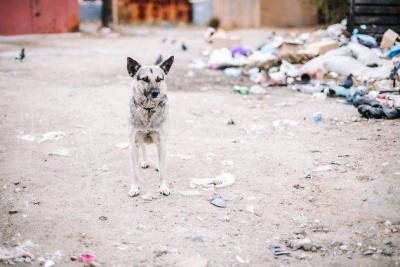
top-left (156, 137), bottom-right (170, 196)
top-left (139, 144), bottom-right (149, 169)
top-left (128, 131), bottom-right (141, 197)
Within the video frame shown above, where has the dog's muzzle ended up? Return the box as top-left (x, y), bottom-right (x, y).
top-left (147, 88), bottom-right (160, 99)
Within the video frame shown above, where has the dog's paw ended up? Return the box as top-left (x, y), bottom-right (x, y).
top-left (128, 184), bottom-right (140, 197)
top-left (159, 181), bottom-right (170, 196)
top-left (140, 161), bottom-right (149, 169)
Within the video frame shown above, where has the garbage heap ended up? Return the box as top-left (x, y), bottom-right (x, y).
top-left (191, 21), bottom-right (400, 120)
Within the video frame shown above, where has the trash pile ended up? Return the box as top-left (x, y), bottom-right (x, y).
top-left (192, 20), bottom-right (400, 119)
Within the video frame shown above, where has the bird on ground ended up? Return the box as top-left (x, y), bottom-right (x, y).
top-left (181, 42), bottom-right (187, 51)
top-left (15, 48), bottom-right (25, 62)
top-left (340, 74), bottom-right (353, 89)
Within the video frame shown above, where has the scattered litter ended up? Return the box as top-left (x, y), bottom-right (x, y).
top-left (190, 172), bottom-right (235, 189)
top-left (48, 148), bottom-right (70, 157)
top-left (312, 165), bottom-right (333, 172)
top-left (115, 143), bottom-right (129, 149)
top-left (210, 195), bottom-right (226, 208)
top-left (271, 244), bottom-right (290, 256)
top-left (311, 112), bottom-right (322, 123)
top-left (0, 240), bottom-right (35, 265)
top-left (224, 68), bottom-right (241, 77)
top-left (39, 131), bottom-right (65, 143)
top-left (79, 252), bottom-right (96, 264)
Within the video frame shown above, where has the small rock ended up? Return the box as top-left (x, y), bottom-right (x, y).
top-left (141, 194), bottom-right (153, 201)
top-left (14, 187), bottom-right (22, 193)
top-left (98, 216), bottom-right (108, 221)
top-left (70, 256), bottom-right (77, 261)
top-left (44, 260), bottom-right (55, 267)
top-left (308, 196), bottom-right (315, 202)
top-left (384, 240), bottom-right (394, 247)
top-left (289, 238), bottom-right (313, 251)
top-left (331, 241), bottom-right (343, 247)
top-left (357, 175), bottom-right (373, 182)
top-left (384, 220), bottom-right (392, 227)
top-left (48, 148), bottom-right (70, 157)
top-left (8, 210), bottom-right (18, 214)
top-left (210, 196), bottom-right (226, 208)
top-left (339, 245), bottom-right (348, 251)
top-left (115, 143), bottom-right (129, 149)
top-left (381, 247), bottom-right (394, 256)
top-left (221, 160), bottom-right (234, 166)
top-left (100, 165), bottom-right (109, 172)
top-left (363, 249), bottom-right (375, 256)
top-left (227, 119), bottom-right (235, 125)
top-left (293, 184), bottom-right (304, 189)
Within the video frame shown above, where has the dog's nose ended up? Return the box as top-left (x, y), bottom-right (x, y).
top-left (151, 91), bottom-right (160, 98)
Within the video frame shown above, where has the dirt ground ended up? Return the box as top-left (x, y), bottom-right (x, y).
top-left (1, 26), bottom-right (400, 267)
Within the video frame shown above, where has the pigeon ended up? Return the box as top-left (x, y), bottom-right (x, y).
top-left (340, 74), bottom-right (353, 89)
top-left (15, 48), bottom-right (25, 62)
top-left (181, 42), bottom-right (187, 51)
top-left (155, 54), bottom-right (163, 65)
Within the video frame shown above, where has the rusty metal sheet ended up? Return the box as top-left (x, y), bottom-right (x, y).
top-left (0, 0), bottom-right (79, 35)
top-left (0, 0), bottom-right (33, 35)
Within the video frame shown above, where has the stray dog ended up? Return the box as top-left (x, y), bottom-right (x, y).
top-left (126, 56), bottom-right (174, 197)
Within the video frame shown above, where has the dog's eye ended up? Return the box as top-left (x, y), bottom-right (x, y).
top-left (139, 76), bottom-right (150, 83)
top-left (155, 76), bottom-right (164, 83)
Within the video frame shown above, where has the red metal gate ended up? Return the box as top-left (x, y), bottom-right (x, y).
top-left (0, 0), bottom-right (79, 35)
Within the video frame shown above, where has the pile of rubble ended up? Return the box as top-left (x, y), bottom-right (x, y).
top-left (191, 20), bottom-right (400, 119)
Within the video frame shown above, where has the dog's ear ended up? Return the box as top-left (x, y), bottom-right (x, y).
top-left (159, 56), bottom-right (174, 75)
top-left (127, 57), bottom-right (141, 77)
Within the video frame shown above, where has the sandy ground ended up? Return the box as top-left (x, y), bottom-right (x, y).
top-left (1, 26), bottom-right (400, 267)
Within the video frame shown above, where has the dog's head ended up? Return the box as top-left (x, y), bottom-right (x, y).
top-left (127, 56), bottom-right (174, 107)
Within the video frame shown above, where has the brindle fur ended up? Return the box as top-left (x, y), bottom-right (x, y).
top-left (127, 56), bottom-right (174, 197)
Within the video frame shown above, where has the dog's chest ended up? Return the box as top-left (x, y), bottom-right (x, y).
top-left (130, 98), bottom-right (168, 130)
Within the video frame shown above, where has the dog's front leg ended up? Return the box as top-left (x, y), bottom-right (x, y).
top-left (157, 137), bottom-right (170, 196)
top-left (128, 131), bottom-right (141, 197)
